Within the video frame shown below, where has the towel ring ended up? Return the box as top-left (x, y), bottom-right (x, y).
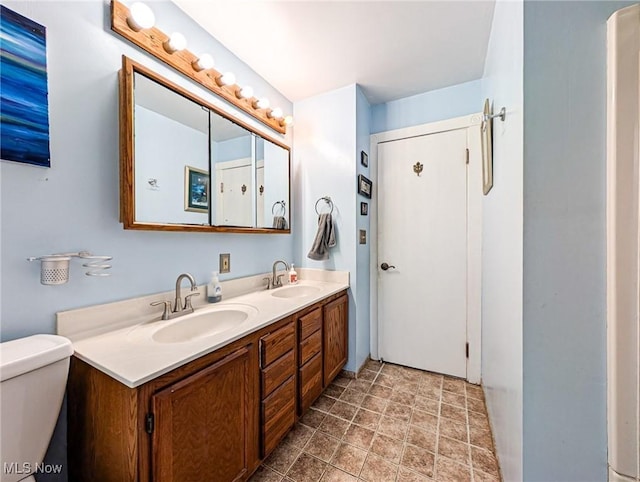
top-left (315, 196), bottom-right (334, 215)
top-left (272, 200), bottom-right (286, 216)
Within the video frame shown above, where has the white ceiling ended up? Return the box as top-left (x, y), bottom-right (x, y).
top-left (172, 1), bottom-right (495, 105)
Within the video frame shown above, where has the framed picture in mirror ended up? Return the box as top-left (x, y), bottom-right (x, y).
top-left (360, 202), bottom-right (368, 215)
top-left (184, 166), bottom-right (209, 213)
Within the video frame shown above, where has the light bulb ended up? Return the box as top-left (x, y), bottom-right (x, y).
top-left (216, 72), bottom-right (236, 87)
top-left (163, 32), bottom-right (187, 53)
top-left (254, 97), bottom-right (270, 110)
top-left (192, 54), bottom-right (215, 71)
top-left (237, 85), bottom-right (254, 99)
top-left (269, 107), bottom-right (283, 120)
top-left (282, 115), bottom-right (293, 126)
top-left (127, 2), bottom-right (155, 31)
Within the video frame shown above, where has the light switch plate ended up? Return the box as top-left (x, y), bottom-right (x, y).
top-left (359, 230), bottom-right (367, 244)
top-left (219, 253), bottom-right (231, 273)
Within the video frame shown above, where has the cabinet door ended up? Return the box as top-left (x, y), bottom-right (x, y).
top-left (151, 346), bottom-right (251, 482)
top-left (323, 295), bottom-right (348, 386)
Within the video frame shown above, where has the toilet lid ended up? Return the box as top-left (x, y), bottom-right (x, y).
top-left (0, 334), bottom-right (73, 382)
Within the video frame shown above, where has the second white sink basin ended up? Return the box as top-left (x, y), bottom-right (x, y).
top-left (128, 304), bottom-right (258, 344)
top-left (270, 285), bottom-right (321, 299)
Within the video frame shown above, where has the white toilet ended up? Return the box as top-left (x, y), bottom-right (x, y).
top-left (0, 334), bottom-right (73, 482)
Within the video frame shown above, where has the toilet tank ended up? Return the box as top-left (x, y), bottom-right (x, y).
top-left (0, 334), bottom-right (73, 482)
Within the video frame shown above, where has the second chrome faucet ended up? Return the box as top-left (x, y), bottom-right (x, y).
top-left (264, 260), bottom-right (290, 290)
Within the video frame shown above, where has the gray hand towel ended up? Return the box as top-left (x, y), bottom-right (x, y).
top-left (272, 216), bottom-right (288, 230)
top-left (307, 213), bottom-right (336, 260)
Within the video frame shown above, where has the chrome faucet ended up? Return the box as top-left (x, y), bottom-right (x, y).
top-left (173, 273), bottom-right (199, 313)
top-left (150, 273), bottom-right (200, 320)
top-left (268, 260), bottom-right (290, 289)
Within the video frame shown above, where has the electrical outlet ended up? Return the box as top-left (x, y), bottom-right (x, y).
top-left (219, 253), bottom-right (231, 273)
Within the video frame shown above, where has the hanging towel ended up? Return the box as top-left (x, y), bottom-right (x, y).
top-left (307, 213), bottom-right (336, 260)
top-left (272, 216), bottom-right (288, 230)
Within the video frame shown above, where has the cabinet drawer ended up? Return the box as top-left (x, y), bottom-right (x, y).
top-left (261, 350), bottom-right (295, 398)
top-left (299, 352), bottom-right (323, 414)
top-left (299, 329), bottom-right (322, 366)
top-left (260, 321), bottom-right (295, 367)
top-left (299, 308), bottom-right (322, 340)
top-left (261, 376), bottom-right (295, 457)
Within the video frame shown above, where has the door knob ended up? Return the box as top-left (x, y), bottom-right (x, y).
top-left (380, 263), bottom-right (396, 271)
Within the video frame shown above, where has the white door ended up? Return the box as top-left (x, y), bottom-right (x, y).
top-left (378, 128), bottom-right (468, 378)
top-left (215, 163), bottom-right (253, 226)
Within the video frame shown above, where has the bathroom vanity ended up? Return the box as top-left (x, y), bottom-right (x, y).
top-left (60, 271), bottom-right (348, 482)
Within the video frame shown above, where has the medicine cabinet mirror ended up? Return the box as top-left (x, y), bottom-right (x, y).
top-left (120, 56), bottom-right (290, 233)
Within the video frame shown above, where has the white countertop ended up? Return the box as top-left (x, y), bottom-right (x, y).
top-left (57, 269), bottom-right (349, 388)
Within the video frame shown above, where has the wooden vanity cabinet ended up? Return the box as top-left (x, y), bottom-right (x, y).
top-left (68, 335), bottom-right (261, 482)
top-left (295, 292), bottom-right (349, 414)
top-left (67, 290), bottom-right (348, 482)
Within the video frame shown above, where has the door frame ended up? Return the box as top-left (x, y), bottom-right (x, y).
top-left (369, 113), bottom-right (483, 383)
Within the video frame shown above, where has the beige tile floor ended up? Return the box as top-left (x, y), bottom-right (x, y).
top-left (250, 360), bottom-right (502, 482)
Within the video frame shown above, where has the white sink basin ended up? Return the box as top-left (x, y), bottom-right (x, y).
top-left (270, 285), bottom-right (321, 299)
top-left (128, 304), bottom-right (258, 344)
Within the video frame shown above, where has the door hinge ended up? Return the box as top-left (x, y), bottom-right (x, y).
top-left (466, 342), bottom-right (469, 359)
top-left (145, 413), bottom-right (154, 434)
top-left (465, 148), bottom-right (469, 164)
top-left (220, 182), bottom-right (224, 193)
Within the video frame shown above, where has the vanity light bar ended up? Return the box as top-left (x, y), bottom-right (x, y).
top-left (111, 0), bottom-right (291, 134)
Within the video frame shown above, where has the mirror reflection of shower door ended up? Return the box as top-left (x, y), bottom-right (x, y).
top-left (215, 160), bottom-right (253, 226)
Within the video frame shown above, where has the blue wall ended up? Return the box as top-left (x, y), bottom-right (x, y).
top-left (292, 85), bottom-right (360, 372)
top-left (0, 1), bottom-right (292, 342)
top-left (481, 1), bottom-right (523, 480)
top-left (214, 135), bottom-right (253, 163)
top-left (371, 79), bottom-right (483, 134)
top-left (522, 2), bottom-right (634, 480)
top-left (355, 86), bottom-right (371, 370)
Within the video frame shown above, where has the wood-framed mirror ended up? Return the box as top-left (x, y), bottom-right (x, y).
top-left (119, 56), bottom-right (291, 233)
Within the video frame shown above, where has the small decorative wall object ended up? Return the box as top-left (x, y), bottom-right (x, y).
top-left (361, 151), bottom-right (368, 168)
top-left (184, 166), bottom-right (209, 213)
top-left (358, 174), bottom-right (372, 199)
top-left (413, 162), bottom-right (424, 176)
top-left (0, 6), bottom-right (51, 167)
top-left (359, 230), bottom-right (367, 244)
top-left (360, 202), bottom-right (368, 216)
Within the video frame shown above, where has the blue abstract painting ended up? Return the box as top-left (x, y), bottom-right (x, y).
top-left (0, 6), bottom-right (50, 167)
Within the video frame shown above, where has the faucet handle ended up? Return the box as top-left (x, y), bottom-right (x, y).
top-left (184, 292), bottom-right (200, 311)
top-left (150, 300), bottom-right (172, 320)
top-left (263, 277), bottom-right (272, 290)
top-left (275, 274), bottom-right (285, 288)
